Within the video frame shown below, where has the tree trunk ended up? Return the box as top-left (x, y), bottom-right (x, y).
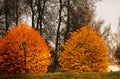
top-left (30, 0), bottom-right (35, 28)
top-left (15, 0), bottom-right (19, 25)
top-left (36, 0), bottom-right (41, 30)
top-left (4, 0), bottom-right (9, 31)
top-left (40, 0), bottom-right (46, 34)
top-left (54, 0), bottom-right (62, 72)
top-left (37, 0), bottom-right (46, 35)
top-left (64, 0), bottom-right (70, 42)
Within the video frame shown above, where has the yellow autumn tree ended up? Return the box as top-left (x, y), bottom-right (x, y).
top-left (59, 26), bottom-right (109, 72)
top-left (0, 24), bottom-right (51, 76)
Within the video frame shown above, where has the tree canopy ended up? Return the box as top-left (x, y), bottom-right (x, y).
top-left (59, 26), bottom-right (109, 72)
top-left (0, 24), bottom-right (51, 76)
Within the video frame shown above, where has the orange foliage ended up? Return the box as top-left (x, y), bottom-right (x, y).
top-left (59, 26), bottom-right (109, 72)
top-left (0, 24), bottom-right (51, 76)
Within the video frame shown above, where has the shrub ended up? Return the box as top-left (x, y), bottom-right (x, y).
top-left (0, 24), bottom-right (51, 76)
top-left (59, 26), bottom-right (109, 72)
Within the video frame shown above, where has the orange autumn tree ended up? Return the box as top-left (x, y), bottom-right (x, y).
top-left (0, 24), bottom-right (51, 76)
top-left (59, 26), bottom-right (109, 72)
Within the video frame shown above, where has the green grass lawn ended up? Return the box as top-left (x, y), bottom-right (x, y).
top-left (1, 71), bottom-right (120, 79)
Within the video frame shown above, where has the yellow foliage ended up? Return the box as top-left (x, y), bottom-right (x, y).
top-left (0, 24), bottom-right (51, 76)
top-left (59, 26), bottom-right (109, 72)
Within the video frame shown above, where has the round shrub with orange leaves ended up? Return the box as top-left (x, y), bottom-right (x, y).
top-left (59, 26), bottom-right (109, 73)
top-left (0, 24), bottom-right (51, 76)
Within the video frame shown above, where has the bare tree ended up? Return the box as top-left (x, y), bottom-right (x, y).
top-left (63, 0), bottom-right (97, 42)
top-left (36, 0), bottom-right (47, 34)
top-left (64, 0), bottom-right (70, 42)
top-left (115, 17), bottom-right (120, 64)
top-left (26, 0), bottom-right (35, 28)
top-left (15, 0), bottom-right (19, 25)
top-left (91, 19), bottom-right (111, 40)
top-left (0, 0), bottom-right (26, 35)
top-left (53, 0), bottom-right (63, 72)
top-left (4, 0), bottom-right (9, 31)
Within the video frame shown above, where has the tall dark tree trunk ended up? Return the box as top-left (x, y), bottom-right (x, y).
top-left (15, 0), bottom-right (19, 25)
top-left (29, 0), bottom-right (35, 28)
top-left (64, 0), bottom-right (70, 42)
top-left (37, 0), bottom-right (46, 34)
top-left (36, 0), bottom-right (41, 30)
top-left (40, 0), bottom-right (46, 34)
top-left (54, 0), bottom-right (62, 72)
top-left (4, 0), bottom-right (9, 31)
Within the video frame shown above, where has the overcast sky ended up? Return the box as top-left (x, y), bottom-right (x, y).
top-left (96, 0), bottom-right (120, 32)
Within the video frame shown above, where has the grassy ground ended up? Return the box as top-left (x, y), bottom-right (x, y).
top-left (1, 71), bottom-right (120, 79)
